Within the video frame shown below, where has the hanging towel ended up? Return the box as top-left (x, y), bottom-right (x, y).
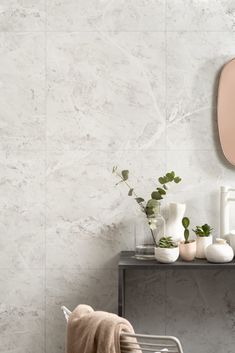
top-left (66, 304), bottom-right (140, 353)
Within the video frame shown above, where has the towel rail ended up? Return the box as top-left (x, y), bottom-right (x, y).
top-left (61, 306), bottom-right (184, 353)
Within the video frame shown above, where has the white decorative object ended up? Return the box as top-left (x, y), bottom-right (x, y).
top-left (220, 186), bottom-right (235, 240)
top-left (196, 236), bottom-right (212, 259)
top-left (165, 203), bottom-right (186, 242)
top-left (155, 246), bottom-right (179, 263)
top-left (205, 238), bottom-right (234, 263)
top-left (229, 231), bottom-right (235, 252)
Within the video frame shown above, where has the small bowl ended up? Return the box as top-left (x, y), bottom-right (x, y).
top-left (155, 246), bottom-right (179, 263)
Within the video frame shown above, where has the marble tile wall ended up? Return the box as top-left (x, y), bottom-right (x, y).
top-left (1, 1), bottom-right (235, 353)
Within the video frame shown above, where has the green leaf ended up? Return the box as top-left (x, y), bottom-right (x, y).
top-left (146, 207), bottom-right (155, 216)
top-left (182, 217), bottom-right (190, 229)
top-left (146, 199), bottom-right (159, 208)
top-left (158, 177), bottom-right (165, 184)
top-left (146, 199), bottom-right (159, 216)
top-left (158, 236), bottom-right (176, 249)
top-left (157, 187), bottom-right (166, 195)
top-left (128, 188), bottom-right (134, 196)
top-left (121, 170), bottom-right (129, 181)
top-left (112, 166), bottom-right (117, 173)
top-left (193, 224), bottom-right (213, 237)
top-left (174, 176), bottom-right (181, 184)
top-left (151, 191), bottom-right (163, 200)
top-left (166, 172), bottom-right (174, 182)
top-left (135, 197), bottom-right (145, 204)
top-left (184, 229), bottom-right (189, 243)
top-left (201, 224), bottom-right (213, 236)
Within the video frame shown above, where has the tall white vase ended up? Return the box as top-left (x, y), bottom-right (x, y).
top-left (196, 236), bottom-right (212, 259)
top-left (165, 202), bottom-right (186, 243)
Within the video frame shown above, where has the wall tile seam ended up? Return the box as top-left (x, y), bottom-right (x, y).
top-left (2, 30), bottom-right (235, 34)
top-left (44, 1), bottom-right (48, 353)
top-left (0, 148), bottom-right (221, 152)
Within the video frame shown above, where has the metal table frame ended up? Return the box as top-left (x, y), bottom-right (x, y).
top-left (118, 251), bottom-right (235, 317)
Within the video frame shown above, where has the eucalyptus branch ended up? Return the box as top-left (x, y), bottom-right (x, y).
top-left (112, 167), bottom-right (146, 213)
top-left (112, 166), bottom-right (182, 248)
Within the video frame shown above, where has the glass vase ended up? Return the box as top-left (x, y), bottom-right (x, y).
top-left (135, 203), bottom-right (165, 260)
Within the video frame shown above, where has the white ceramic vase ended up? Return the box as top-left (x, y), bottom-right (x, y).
top-left (196, 236), bottom-right (213, 259)
top-left (165, 202), bottom-right (186, 243)
top-left (155, 246), bottom-right (179, 263)
top-left (206, 238), bottom-right (234, 263)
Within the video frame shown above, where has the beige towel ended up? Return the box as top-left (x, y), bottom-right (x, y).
top-left (66, 304), bottom-right (140, 353)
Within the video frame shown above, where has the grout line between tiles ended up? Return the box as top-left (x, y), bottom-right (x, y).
top-left (2, 30), bottom-right (235, 33)
top-left (44, 1), bottom-right (47, 352)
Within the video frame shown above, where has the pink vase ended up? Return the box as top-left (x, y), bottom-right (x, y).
top-left (179, 240), bottom-right (196, 261)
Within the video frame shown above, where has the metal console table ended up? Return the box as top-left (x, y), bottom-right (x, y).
top-left (118, 251), bottom-right (235, 317)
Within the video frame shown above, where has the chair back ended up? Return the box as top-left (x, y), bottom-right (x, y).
top-left (61, 306), bottom-right (183, 353)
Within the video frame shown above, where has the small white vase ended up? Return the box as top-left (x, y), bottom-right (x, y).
top-left (206, 238), bottom-right (234, 263)
top-left (196, 236), bottom-right (213, 259)
top-left (155, 246), bottom-right (179, 263)
top-left (165, 202), bottom-right (186, 243)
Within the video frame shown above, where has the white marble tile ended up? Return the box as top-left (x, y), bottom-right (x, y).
top-left (0, 33), bottom-right (45, 151)
top-left (167, 0), bottom-right (235, 31)
top-left (0, 268), bottom-right (44, 353)
top-left (0, 1), bottom-right (45, 31)
top-left (166, 31), bottom-right (235, 151)
top-left (47, 0), bottom-right (165, 31)
top-left (46, 268), bottom-right (117, 353)
top-left (47, 31), bottom-right (165, 151)
top-left (46, 150), bottom-right (166, 269)
top-left (125, 270), bottom-right (166, 334)
top-left (166, 270), bottom-right (235, 353)
top-left (0, 150), bottom-right (45, 269)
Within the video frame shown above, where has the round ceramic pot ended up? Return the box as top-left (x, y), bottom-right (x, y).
top-left (196, 236), bottom-right (212, 259)
top-left (155, 246), bottom-right (179, 263)
top-left (206, 238), bottom-right (234, 263)
top-left (179, 240), bottom-right (196, 261)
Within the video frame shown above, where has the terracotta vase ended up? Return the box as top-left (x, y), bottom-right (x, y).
top-left (179, 240), bottom-right (196, 261)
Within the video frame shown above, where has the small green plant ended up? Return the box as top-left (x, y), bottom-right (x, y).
top-left (112, 167), bottom-right (182, 246)
top-left (192, 224), bottom-right (213, 237)
top-left (182, 217), bottom-right (190, 244)
top-left (158, 236), bottom-right (177, 248)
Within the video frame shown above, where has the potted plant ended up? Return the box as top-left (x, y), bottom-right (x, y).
top-left (154, 236), bottom-right (179, 263)
top-left (113, 167), bottom-right (181, 259)
top-left (193, 224), bottom-right (213, 259)
top-left (179, 217), bottom-right (196, 261)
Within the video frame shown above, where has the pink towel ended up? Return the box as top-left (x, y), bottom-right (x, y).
top-left (66, 304), bottom-right (140, 353)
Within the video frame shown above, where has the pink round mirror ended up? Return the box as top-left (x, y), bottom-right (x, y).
top-left (218, 59), bottom-right (235, 166)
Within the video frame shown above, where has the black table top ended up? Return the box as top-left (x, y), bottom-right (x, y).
top-left (118, 251), bottom-right (235, 270)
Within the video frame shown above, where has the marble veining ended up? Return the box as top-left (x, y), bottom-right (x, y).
top-left (2, 1), bottom-right (235, 353)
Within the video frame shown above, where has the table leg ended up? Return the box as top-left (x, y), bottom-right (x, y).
top-left (118, 268), bottom-right (125, 317)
